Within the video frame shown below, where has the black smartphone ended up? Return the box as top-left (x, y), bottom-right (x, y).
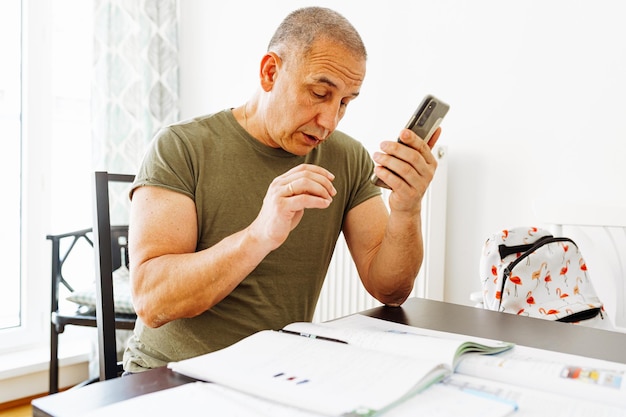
top-left (371, 94), bottom-right (450, 189)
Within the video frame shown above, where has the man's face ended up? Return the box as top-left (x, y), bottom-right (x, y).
top-left (259, 38), bottom-right (366, 156)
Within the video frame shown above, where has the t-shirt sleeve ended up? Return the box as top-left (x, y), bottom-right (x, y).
top-left (345, 141), bottom-right (382, 212)
top-left (130, 125), bottom-right (197, 201)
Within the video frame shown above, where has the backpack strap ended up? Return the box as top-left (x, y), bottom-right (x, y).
top-left (498, 235), bottom-right (553, 259)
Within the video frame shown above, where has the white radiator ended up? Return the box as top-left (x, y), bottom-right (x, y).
top-left (313, 146), bottom-right (448, 322)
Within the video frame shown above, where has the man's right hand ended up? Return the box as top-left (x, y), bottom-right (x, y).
top-left (248, 163), bottom-right (336, 251)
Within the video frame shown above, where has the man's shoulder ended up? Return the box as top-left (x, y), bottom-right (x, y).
top-left (167, 109), bottom-right (233, 131)
top-left (153, 110), bottom-right (239, 146)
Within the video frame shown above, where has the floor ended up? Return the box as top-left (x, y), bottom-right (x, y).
top-left (0, 405), bottom-right (31, 417)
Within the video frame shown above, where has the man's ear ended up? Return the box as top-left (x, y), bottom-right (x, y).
top-left (260, 52), bottom-right (281, 92)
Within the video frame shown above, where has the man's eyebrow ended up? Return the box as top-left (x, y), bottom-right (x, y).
top-left (314, 76), bottom-right (360, 98)
top-left (315, 76), bottom-right (337, 88)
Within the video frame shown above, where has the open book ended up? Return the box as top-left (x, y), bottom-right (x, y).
top-left (167, 314), bottom-right (514, 416)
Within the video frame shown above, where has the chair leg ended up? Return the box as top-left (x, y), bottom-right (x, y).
top-left (49, 323), bottom-right (60, 394)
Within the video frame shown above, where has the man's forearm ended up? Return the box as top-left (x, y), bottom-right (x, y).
top-left (365, 214), bottom-right (424, 305)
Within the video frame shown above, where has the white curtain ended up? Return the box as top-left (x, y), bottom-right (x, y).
top-left (89, 0), bottom-right (180, 367)
top-left (91, 0), bottom-right (180, 174)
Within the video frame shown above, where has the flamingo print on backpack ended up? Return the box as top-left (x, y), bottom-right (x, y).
top-left (479, 226), bottom-right (605, 325)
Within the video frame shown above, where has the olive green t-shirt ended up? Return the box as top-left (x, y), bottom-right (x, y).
top-left (124, 109), bottom-right (381, 372)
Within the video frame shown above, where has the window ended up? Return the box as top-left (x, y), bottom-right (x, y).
top-left (0, 0), bottom-right (22, 331)
top-left (1, 0), bottom-right (94, 350)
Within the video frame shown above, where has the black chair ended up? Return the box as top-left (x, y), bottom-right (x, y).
top-left (48, 227), bottom-right (95, 394)
top-left (92, 171), bottom-right (136, 382)
top-left (47, 172), bottom-right (136, 394)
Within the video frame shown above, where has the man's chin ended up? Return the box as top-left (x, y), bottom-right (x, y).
top-left (286, 139), bottom-right (320, 156)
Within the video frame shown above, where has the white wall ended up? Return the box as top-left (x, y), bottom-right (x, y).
top-left (178, 0), bottom-right (626, 306)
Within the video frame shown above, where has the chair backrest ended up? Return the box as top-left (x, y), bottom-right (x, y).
top-left (534, 200), bottom-right (626, 333)
top-left (48, 228), bottom-right (94, 313)
top-left (92, 171), bottom-right (135, 381)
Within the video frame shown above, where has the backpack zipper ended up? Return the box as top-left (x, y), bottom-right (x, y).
top-left (557, 307), bottom-right (601, 323)
top-left (498, 234), bottom-right (552, 259)
top-left (499, 236), bottom-right (576, 309)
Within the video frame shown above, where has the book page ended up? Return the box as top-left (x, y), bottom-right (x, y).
top-left (83, 382), bottom-right (325, 417)
top-left (83, 380), bottom-right (517, 417)
top-left (316, 315), bottom-right (626, 409)
top-left (82, 376), bottom-right (623, 417)
top-left (168, 330), bottom-right (450, 416)
top-left (284, 314), bottom-right (513, 368)
top-left (455, 344), bottom-right (626, 408)
top-left (382, 382), bottom-right (516, 417)
top-left (446, 373), bottom-right (626, 417)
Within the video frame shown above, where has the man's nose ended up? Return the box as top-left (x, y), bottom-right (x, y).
top-left (316, 101), bottom-right (343, 136)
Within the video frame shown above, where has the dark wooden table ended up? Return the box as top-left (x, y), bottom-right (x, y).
top-left (32, 366), bottom-right (195, 417)
top-left (365, 297), bottom-right (626, 364)
top-left (32, 297), bottom-right (626, 416)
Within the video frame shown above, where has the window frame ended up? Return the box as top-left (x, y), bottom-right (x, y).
top-left (0, 0), bottom-right (53, 352)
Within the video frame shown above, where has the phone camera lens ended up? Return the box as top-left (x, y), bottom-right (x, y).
top-left (417, 102), bottom-right (436, 126)
top-left (424, 103), bottom-right (435, 117)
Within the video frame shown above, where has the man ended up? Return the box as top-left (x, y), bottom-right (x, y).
top-left (123, 6), bottom-right (440, 372)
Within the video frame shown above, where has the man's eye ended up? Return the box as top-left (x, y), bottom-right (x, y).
top-left (312, 90), bottom-right (327, 99)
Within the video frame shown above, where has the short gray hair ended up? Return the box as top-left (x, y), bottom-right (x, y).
top-left (268, 7), bottom-right (367, 63)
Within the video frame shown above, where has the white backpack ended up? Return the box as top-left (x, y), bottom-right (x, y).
top-left (479, 226), bottom-right (605, 323)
